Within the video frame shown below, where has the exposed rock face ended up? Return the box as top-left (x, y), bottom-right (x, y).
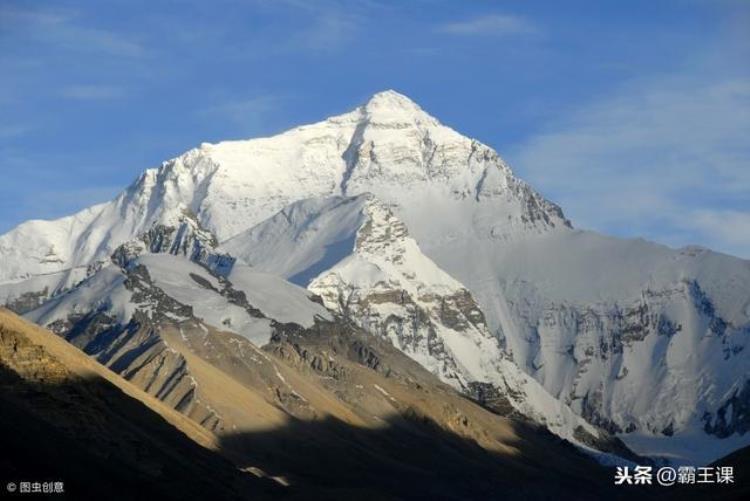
top-left (43, 264), bottom-right (223, 431)
top-left (111, 209), bottom-right (235, 275)
top-left (466, 382), bottom-right (521, 418)
top-left (502, 276), bottom-right (750, 444)
top-left (0, 268), bottom-right (90, 316)
top-left (309, 197), bottom-right (500, 391)
top-left (21, 240), bottom-right (334, 430)
top-left (301, 197), bottom-right (616, 450)
top-left (4, 287), bottom-right (51, 314)
top-left (704, 379), bottom-right (750, 438)
top-left (0, 321), bottom-right (70, 384)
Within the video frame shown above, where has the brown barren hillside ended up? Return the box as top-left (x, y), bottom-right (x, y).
top-left (0, 307), bottom-right (279, 500)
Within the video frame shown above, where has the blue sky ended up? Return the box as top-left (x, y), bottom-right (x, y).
top-left (1, 0), bottom-right (748, 257)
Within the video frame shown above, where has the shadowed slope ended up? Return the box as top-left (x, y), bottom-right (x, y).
top-left (0, 308), bottom-right (279, 500)
top-left (219, 318), bottom-right (650, 500)
top-left (666, 446), bottom-right (750, 500)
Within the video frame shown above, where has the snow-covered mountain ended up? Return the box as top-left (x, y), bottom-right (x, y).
top-left (22, 239), bottom-right (333, 430)
top-left (0, 90), bottom-right (563, 286)
top-left (2, 90), bottom-right (748, 464)
top-left (18, 198), bottom-right (617, 454)
top-left (223, 193), bottom-right (616, 450)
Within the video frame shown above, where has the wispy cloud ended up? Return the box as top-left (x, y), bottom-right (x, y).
top-left (437, 14), bottom-right (538, 36)
top-left (297, 10), bottom-right (360, 51)
top-left (686, 209), bottom-right (750, 258)
top-left (60, 85), bottom-right (126, 100)
top-left (511, 67), bottom-right (750, 257)
top-left (266, 0), bottom-right (386, 53)
top-left (58, 27), bottom-right (146, 58)
top-left (0, 5), bottom-right (147, 58)
top-left (198, 95), bottom-right (283, 137)
top-left (0, 124), bottom-right (31, 139)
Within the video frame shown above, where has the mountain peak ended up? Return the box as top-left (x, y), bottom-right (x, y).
top-left (365, 89), bottom-right (420, 110)
top-left (359, 89), bottom-right (437, 125)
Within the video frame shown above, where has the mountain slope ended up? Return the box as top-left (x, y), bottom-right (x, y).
top-left (17, 253), bottom-right (630, 499)
top-left (223, 193), bottom-right (629, 455)
top-left (24, 248), bottom-right (337, 433)
top-left (411, 225), bottom-right (750, 463)
top-left (0, 308), bottom-right (279, 500)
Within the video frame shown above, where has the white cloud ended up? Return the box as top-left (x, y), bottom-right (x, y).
top-left (438, 14), bottom-right (537, 36)
top-left (510, 69), bottom-right (750, 258)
